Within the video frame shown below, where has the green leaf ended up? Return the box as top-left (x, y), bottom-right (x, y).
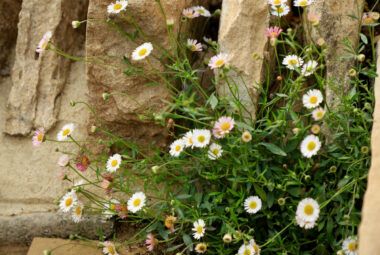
top-left (167, 244), bottom-right (184, 252)
top-left (347, 14), bottom-right (358, 20)
top-left (253, 183), bottom-right (267, 202)
top-left (260, 142), bottom-right (287, 156)
top-left (360, 33), bottom-right (368, 45)
top-left (208, 93), bottom-right (218, 110)
top-left (182, 234), bottom-right (193, 251)
top-left (235, 121), bottom-right (254, 131)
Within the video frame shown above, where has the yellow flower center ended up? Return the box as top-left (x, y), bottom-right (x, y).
top-left (65, 198), bottom-right (73, 207)
top-left (42, 41), bottom-right (47, 48)
top-left (62, 128), bottom-right (70, 136)
top-left (270, 32), bottom-right (277, 36)
top-left (196, 225), bottom-right (203, 234)
top-left (273, 0), bottom-right (281, 4)
top-left (215, 59), bottom-right (224, 66)
top-left (113, 3), bottom-right (122, 10)
top-left (221, 122), bottom-right (231, 131)
top-left (191, 45), bottom-right (197, 51)
top-left (189, 137), bottom-right (193, 144)
top-left (212, 148), bottom-right (219, 155)
top-left (299, 0), bottom-right (308, 6)
top-left (198, 245), bottom-right (206, 251)
top-left (244, 249), bottom-right (251, 255)
top-left (198, 9), bottom-right (205, 14)
top-left (278, 7), bottom-right (284, 13)
top-left (348, 241), bottom-right (357, 251)
top-left (309, 96), bottom-right (318, 104)
top-left (307, 141), bottom-right (316, 151)
top-left (108, 245), bottom-right (115, 255)
top-left (138, 48), bottom-right (147, 56)
top-left (37, 133), bottom-right (43, 141)
top-left (249, 201), bottom-right (257, 209)
top-left (111, 159), bottom-right (118, 167)
top-left (133, 198), bottom-right (141, 207)
top-left (304, 204), bottom-right (314, 215)
top-left (110, 204), bottom-right (116, 210)
top-left (175, 145), bottom-right (181, 152)
top-left (197, 135), bottom-right (205, 143)
top-left (253, 245), bottom-right (259, 253)
top-left (316, 111), bottom-right (323, 118)
top-left (288, 59), bottom-right (298, 66)
top-left (363, 18), bottom-right (373, 24)
top-left (75, 206), bottom-right (82, 215)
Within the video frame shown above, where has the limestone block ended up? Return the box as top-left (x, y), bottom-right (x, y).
top-left (0, 0), bottom-right (21, 72)
top-left (305, 0), bottom-right (364, 109)
top-left (86, 0), bottom-right (205, 148)
top-left (358, 43), bottom-right (380, 254)
top-left (217, 0), bottom-right (271, 119)
top-left (0, 213), bottom-right (114, 244)
top-left (5, 0), bottom-right (88, 136)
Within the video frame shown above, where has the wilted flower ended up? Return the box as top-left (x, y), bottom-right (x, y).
top-left (311, 124), bottom-right (321, 134)
top-left (76, 153), bottom-right (89, 172)
top-left (165, 215), bottom-right (177, 233)
top-left (317, 38), bottom-right (325, 47)
top-left (115, 204), bottom-right (128, 219)
top-left (146, 233), bottom-right (157, 251)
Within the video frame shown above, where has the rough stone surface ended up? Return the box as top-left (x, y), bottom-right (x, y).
top-left (5, 0), bottom-right (89, 136)
top-left (0, 0), bottom-right (21, 73)
top-left (86, 0), bottom-right (205, 148)
top-left (217, 0), bottom-right (271, 119)
top-left (0, 213), bottom-right (114, 244)
top-left (358, 42), bottom-right (380, 254)
top-left (305, 0), bottom-right (364, 109)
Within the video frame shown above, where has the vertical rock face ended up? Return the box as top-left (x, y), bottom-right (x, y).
top-left (86, 0), bottom-right (204, 148)
top-left (217, 0), bottom-right (271, 119)
top-left (0, 0), bottom-right (21, 72)
top-left (5, 0), bottom-right (89, 136)
top-left (306, 0), bottom-right (363, 109)
top-left (359, 43), bottom-right (380, 254)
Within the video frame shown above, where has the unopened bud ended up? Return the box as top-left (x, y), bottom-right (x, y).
top-left (349, 69), bottom-right (357, 77)
top-left (361, 146), bottom-right (369, 154)
top-left (53, 200), bottom-right (59, 205)
top-left (278, 197), bottom-right (286, 206)
top-left (91, 125), bottom-right (97, 133)
top-left (372, 12), bottom-right (380, 20)
top-left (43, 250), bottom-right (52, 255)
top-left (292, 128), bottom-right (300, 135)
top-left (311, 124), bottom-right (321, 134)
top-left (287, 28), bottom-right (292, 34)
top-left (270, 37), bottom-right (277, 47)
top-left (152, 166), bottom-right (159, 173)
top-left (98, 139), bottom-right (103, 144)
top-left (102, 93), bottom-right (110, 100)
top-left (277, 76), bottom-right (282, 81)
top-left (357, 54), bottom-right (365, 62)
top-left (72, 21), bottom-right (81, 29)
top-left (166, 18), bottom-right (174, 27)
top-left (329, 166), bottom-right (337, 173)
top-left (336, 250), bottom-right (344, 255)
top-left (70, 100), bottom-right (76, 107)
top-left (317, 38), bottom-right (325, 47)
top-left (213, 9), bottom-right (221, 16)
top-left (223, 234), bottom-right (232, 243)
top-left (304, 175), bottom-right (311, 182)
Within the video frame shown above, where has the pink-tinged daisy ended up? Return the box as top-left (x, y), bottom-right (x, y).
top-left (165, 215), bottom-right (177, 233)
top-left (208, 53), bottom-right (228, 69)
top-left (183, 8), bottom-right (200, 19)
top-left (101, 180), bottom-right (111, 189)
top-left (115, 204), bottom-right (128, 219)
top-left (265, 26), bottom-right (283, 38)
top-left (57, 170), bottom-right (66, 180)
top-left (312, 107), bottom-right (326, 121)
top-left (145, 233), bottom-right (157, 251)
top-left (102, 241), bottom-right (118, 255)
top-left (214, 116), bottom-right (235, 136)
top-left (58, 155), bottom-right (69, 167)
top-left (76, 153), bottom-right (90, 172)
top-left (32, 127), bottom-right (45, 147)
top-left (362, 12), bottom-right (378, 24)
top-left (36, 31), bottom-right (52, 53)
top-left (187, 39), bottom-right (203, 52)
top-left (212, 127), bottom-right (224, 139)
top-left (307, 13), bottom-right (320, 26)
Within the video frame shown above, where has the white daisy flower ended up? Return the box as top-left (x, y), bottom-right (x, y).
top-left (208, 53), bottom-right (228, 69)
top-left (238, 244), bottom-right (255, 255)
top-left (183, 130), bottom-right (194, 148)
top-left (127, 192), bottom-right (146, 213)
top-left (106, 154), bottom-right (122, 172)
top-left (208, 143), bottom-right (223, 160)
top-left (301, 60), bottom-right (318, 76)
top-left (192, 129), bottom-right (211, 148)
top-left (195, 243), bottom-right (208, 253)
top-left (187, 39), bottom-right (203, 52)
top-left (72, 202), bottom-right (84, 223)
top-left (268, 0), bottom-right (287, 7)
top-left (59, 191), bottom-right (77, 213)
top-left (192, 219), bottom-right (206, 240)
top-left (271, 4), bottom-right (290, 17)
top-left (183, 8), bottom-right (200, 19)
top-left (249, 239), bottom-right (261, 254)
top-left (102, 241), bottom-right (119, 255)
top-left (72, 180), bottom-right (85, 192)
top-left (312, 107), bottom-right (326, 121)
top-left (132, 42), bottom-right (153, 61)
top-left (107, 0), bottom-right (128, 14)
top-left (300, 134), bottom-right (321, 158)
top-left (342, 236), bottom-right (358, 255)
top-left (57, 123), bottom-right (74, 141)
top-left (295, 215), bottom-right (317, 229)
top-left (169, 139), bottom-right (185, 157)
top-left (36, 31), bottom-right (52, 53)
top-left (302, 89), bottom-right (323, 109)
top-left (294, 0), bottom-right (314, 7)
top-left (103, 199), bottom-right (120, 219)
top-left (244, 196), bottom-right (262, 214)
top-left (203, 36), bottom-right (213, 45)
top-left (296, 198), bottom-right (320, 225)
top-left (282, 55), bottom-right (304, 70)
top-left (192, 6), bottom-right (211, 17)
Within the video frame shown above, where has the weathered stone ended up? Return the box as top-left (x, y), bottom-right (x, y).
top-left (305, 1), bottom-right (364, 109)
top-left (0, 0), bottom-right (21, 73)
top-left (217, 0), bottom-right (271, 119)
top-left (358, 42), bottom-right (380, 254)
top-left (86, 0), bottom-right (206, 148)
top-left (0, 213), bottom-right (114, 244)
top-left (5, 0), bottom-right (89, 136)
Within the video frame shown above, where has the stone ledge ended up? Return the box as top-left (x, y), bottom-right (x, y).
top-left (0, 212), bottom-right (114, 243)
